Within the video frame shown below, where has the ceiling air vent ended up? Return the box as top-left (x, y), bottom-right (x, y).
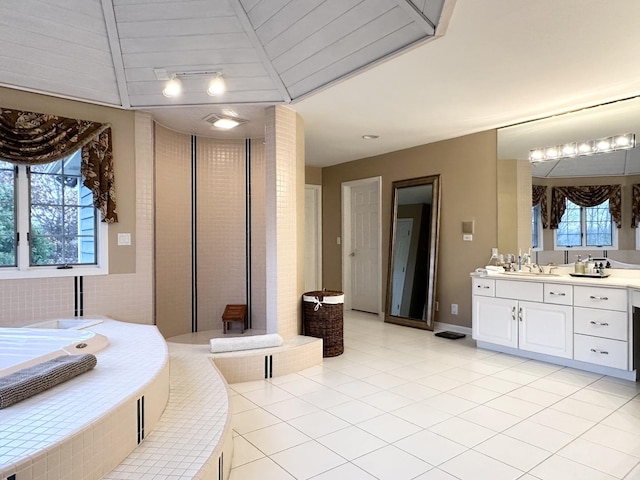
top-left (203, 113), bottom-right (248, 130)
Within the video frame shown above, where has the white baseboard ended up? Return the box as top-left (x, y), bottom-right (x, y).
top-left (433, 321), bottom-right (472, 336)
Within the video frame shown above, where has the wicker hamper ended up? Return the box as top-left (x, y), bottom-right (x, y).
top-left (302, 290), bottom-right (344, 357)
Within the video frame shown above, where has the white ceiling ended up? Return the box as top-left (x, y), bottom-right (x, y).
top-left (2, 0), bottom-right (640, 168)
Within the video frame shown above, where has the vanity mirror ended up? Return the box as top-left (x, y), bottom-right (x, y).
top-left (385, 175), bottom-right (441, 330)
top-left (497, 96), bottom-right (640, 264)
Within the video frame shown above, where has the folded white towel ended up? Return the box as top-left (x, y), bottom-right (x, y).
top-left (210, 334), bottom-right (284, 353)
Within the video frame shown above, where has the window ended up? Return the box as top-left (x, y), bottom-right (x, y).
top-left (555, 198), bottom-right (617, 249)
top-left (532, 204), bottom-right (542, 249)
top-left (0, 150), bottom-right (108, 278)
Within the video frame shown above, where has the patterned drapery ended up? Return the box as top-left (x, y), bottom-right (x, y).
top-left (632, 184), bottom-right (640, 228)
top-left (532, 185), bottom-right (548, 228)
top-left (0, 107), bottom-right (117, 223)
top-left (549, 185), bottom-right (621, 229)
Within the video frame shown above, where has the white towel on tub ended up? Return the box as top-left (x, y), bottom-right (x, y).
top-left (210, 334), bottom-right (283, 353)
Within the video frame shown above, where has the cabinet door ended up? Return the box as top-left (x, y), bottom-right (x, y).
top-left (519, 301), bottom-right (573, 358)
top-left (472, 296), bottom-right (518, 348)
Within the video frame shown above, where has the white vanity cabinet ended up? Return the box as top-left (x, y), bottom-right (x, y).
top-left (472, 278), bottom-right (573, 358)
top-left (472, 275), bottom-right (636, 379)
top-left (573, 285), bottom-right (629, 370)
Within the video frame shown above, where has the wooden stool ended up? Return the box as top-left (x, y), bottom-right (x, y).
top-left (222, 304), bottom-right (247, 334)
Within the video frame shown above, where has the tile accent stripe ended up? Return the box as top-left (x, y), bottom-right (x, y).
top-left (191, 135), bottom-right (198, 333)
top-left (136, 395), bottom-right (145, 444)
top-left (74, 276), bottom-right (84, 317)
top-left (245, 138), bottom-right (252, 329)
top-left (264, 355), bottom-right (273, 378)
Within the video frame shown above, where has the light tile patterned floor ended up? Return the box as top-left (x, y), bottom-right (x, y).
top-left (229, 311), bottom-right (640, 480)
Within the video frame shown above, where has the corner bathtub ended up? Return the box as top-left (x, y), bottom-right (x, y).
top-left (0, 322), bottom-right (109, 377)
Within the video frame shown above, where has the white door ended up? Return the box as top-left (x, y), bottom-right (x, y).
top-left (391, 219), bottom-right (413, 315)
top-left (350, 181), bottom-right (379, 313)
top-left (304, 185), bottom-right (322, 292)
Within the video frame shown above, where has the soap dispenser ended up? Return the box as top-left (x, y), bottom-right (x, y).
top-left (585, 255), bottom-right (595, 274)
top-left (575, 255), bottom-right (585, 274)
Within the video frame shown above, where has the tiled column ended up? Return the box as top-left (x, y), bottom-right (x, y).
top-left (264, 106), bottom-right (304, 339)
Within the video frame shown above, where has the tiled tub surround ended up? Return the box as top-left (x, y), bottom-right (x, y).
top-left (0, 320), bottom-right (170, 480)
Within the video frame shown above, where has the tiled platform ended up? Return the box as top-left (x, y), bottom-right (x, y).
top-left (0, 320), bottom-right (169, 480)
top-left (229, 310), bottom-right (640, 480)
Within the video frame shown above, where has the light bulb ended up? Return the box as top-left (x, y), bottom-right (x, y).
top-left (578, 142), bottom-right (592, 154)
top-left (529, 149), bottom-right (544, 161)
top-left (207, 75), bottom-right (226, 96)
top-left (162, 78), bottom-right (182, 97)
top-left (562, 143), bottom-right (577, 156)
top-left (596, 139), bottom-right (612, 151)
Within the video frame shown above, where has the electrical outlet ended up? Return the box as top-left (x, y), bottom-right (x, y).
top-left (451, 304), bottom-right (458, 315)
top-left (491, 247), bottom-right (498, 257)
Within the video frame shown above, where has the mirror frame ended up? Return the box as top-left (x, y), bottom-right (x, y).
top-left (385, 175), bottom-right (441, 330)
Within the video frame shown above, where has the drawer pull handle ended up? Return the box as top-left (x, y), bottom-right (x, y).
top-left (590, 348), bottom-right (609, 355)
top-left (590, 321), bottom-right (609, 326)
top-left (511, 306), bottom-right (516, 321)
top-left (549, 292), bottom-right (566, 296)
top-left (477, 285), bottom-right (491, 289)
top-left (589, 295), bottom-right (609, 300)
top-left (518, 307), bottom-right (523, 322)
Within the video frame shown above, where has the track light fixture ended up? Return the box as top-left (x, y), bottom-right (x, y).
top-left (156, 69), bottom-right (226, 98)
top-left (162, 76), bottom-right (182, 98)
top-left (207, 73), bottom-right (226, 96)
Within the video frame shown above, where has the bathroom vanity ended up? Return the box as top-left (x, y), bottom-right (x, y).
top-left (472, 272), bottom-right (640, 380)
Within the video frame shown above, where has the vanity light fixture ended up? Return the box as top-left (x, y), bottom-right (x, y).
top-left (529, 133), bottom-right (635, 162)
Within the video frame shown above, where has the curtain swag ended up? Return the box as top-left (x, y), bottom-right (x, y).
top-left (633, 184), bottom-right (640, 228)
top-left (0, 107), bottom-right (118, 223)
top-left (549, 185), bottom-right (621, 230)
top-left (532, 185), bottom-right (548, 229)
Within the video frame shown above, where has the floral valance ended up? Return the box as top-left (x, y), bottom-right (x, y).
top-left (549, 185), bottom-right (621, 229)
top-left (0, 108), bottom-right (117, 223)
top-left (633, 184), bottom-right (640, 228)
top-left (532, 185), bottom-right (548, 228)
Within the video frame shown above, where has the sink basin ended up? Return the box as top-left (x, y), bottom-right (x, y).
top-left (500, 271), bottom-right (561, 277)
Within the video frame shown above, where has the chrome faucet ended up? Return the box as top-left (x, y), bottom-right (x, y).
top-left (525, 263), bottom-right (543, 273)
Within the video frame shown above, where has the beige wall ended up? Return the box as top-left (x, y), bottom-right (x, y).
top-left (0, 87), bottom-right (136, 274)
top-left (305, 166), bottom-right (322, 185)
top-left (322, 130), bottom-right (497, 328)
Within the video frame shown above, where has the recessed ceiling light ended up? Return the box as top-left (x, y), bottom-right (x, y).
top-left (362, 134), bottom-right (379, 140)
top-left (213, 117), bottom-right (240, 129)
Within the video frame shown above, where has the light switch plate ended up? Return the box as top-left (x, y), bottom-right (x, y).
top-left (117, 233), bottom-right (131, 246)
top-left (463, 234), bottom-right (473, 241)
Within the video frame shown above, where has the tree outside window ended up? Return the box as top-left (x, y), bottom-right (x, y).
top-left (556, 199), bottom-right (614, 248)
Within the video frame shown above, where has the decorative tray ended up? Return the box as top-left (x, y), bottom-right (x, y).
top-left (569, 272), bottom-right (610, 278)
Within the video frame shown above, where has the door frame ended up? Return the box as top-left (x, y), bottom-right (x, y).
top-left (341, 176), bottom-right (382, 316)
top-left (304, 184), bottom-right (322, 291)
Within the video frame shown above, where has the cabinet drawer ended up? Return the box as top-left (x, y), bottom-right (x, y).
top-left (574, 286), bottom-right (627, 312)
top-left (544, 283), bottom-right (573, 306)
top-left (496, 280), bottom-right (543, 302)
top-left (574, 334), bottom-right (628, 370)
top-left (472, 278), bottom-right (495, 297)
top-left (574, 307), bottom-right (628, 341)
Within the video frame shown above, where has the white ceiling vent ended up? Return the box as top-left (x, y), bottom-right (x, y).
top-left (203, 113), bottom-right (248, 130)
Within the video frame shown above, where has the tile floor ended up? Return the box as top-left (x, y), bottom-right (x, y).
top-left (228, 311), bottom-right (640, 480)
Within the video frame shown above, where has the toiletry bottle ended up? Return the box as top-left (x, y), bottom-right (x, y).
top-left (575, 255), bottom-right (585, 274)
top-left (585, 255), bottom-right (594, 274)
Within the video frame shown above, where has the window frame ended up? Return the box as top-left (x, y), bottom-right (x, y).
top-left (0, 161), bottom-right (108, 279)
top-left (554, 198), bottom-right (618, 251)
top-left (532, 203), bottom-right (543, 251)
